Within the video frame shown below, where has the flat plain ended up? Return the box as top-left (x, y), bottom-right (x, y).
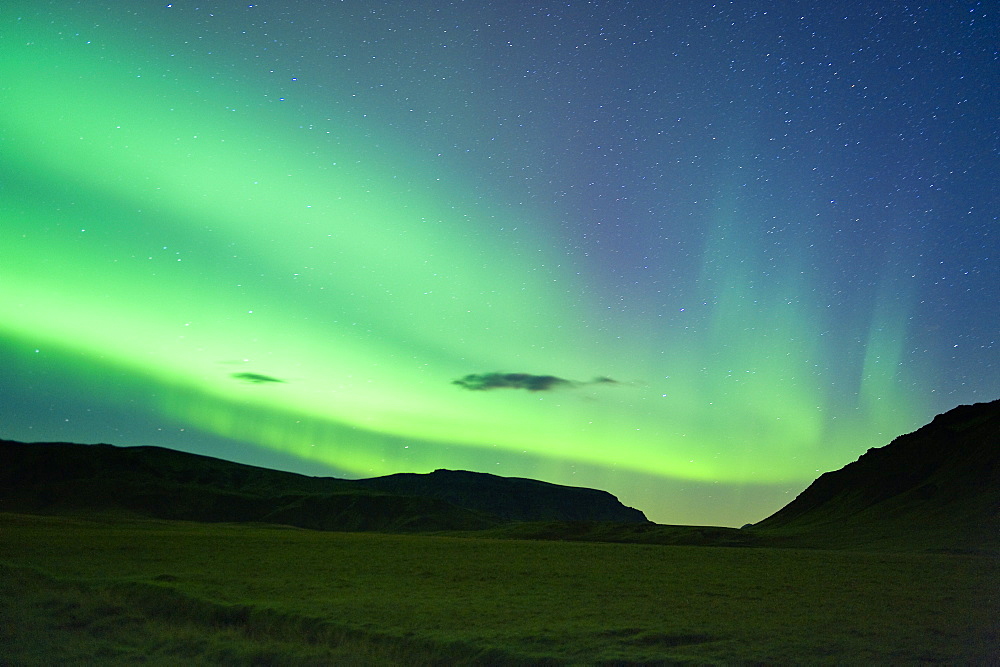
top-left (1, 512), bottom-right (996, 664)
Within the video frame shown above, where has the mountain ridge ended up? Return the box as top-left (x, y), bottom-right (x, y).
top-left (0, 439), bottom-right (648, 530)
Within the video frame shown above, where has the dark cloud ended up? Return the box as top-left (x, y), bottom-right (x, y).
top-left (453, 372), bottom-right (570, 392)
top-left (453, 372), bottom-right (618, 392)
top-left (231, 372), bottom-right (285, 384)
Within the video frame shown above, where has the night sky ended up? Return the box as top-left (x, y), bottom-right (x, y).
top-left (2, 2), bottom-right (996, 526)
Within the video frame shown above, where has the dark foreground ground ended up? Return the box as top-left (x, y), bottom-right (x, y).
top-left (1, 512), bottom-right (996, 665)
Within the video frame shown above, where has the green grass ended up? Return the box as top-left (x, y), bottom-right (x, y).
top-left (1, 512), bottom-right (996, 664)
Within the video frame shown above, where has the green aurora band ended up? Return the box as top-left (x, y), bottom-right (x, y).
top-left (0, 13), bottom-right (925, 524)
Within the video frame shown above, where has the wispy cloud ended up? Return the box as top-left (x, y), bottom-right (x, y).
top-left (453, 372), bottom-right (619, 392)
top-left (231, 372), bottom-right (285, 384)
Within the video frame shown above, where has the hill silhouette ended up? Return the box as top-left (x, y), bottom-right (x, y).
top-left (0, 439), bottom-right (647, 531)
top-left (2, 399), bottom-right (996, 550)
top-left (753, 399), bottom-right (999, 552)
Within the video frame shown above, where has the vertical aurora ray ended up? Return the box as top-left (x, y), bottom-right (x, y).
top-left (1, 3), bottom-right (969, 526)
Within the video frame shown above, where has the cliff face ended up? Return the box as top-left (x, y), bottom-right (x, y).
top-left (754, 400), bottom-right (999, 549)
top-left (355, 469), bottom-right (648, 523)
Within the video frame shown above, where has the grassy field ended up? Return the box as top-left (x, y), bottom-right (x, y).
top-left (1, 512), bottom-right (996, 664)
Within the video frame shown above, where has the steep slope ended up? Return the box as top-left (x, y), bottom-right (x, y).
top-left (753, 399), bottom-right (999, 551)
top-left (0, 439), bottom-right (646, 530)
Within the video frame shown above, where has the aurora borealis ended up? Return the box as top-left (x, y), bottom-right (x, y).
top-left (2, 2), bottom-right (996, 526)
